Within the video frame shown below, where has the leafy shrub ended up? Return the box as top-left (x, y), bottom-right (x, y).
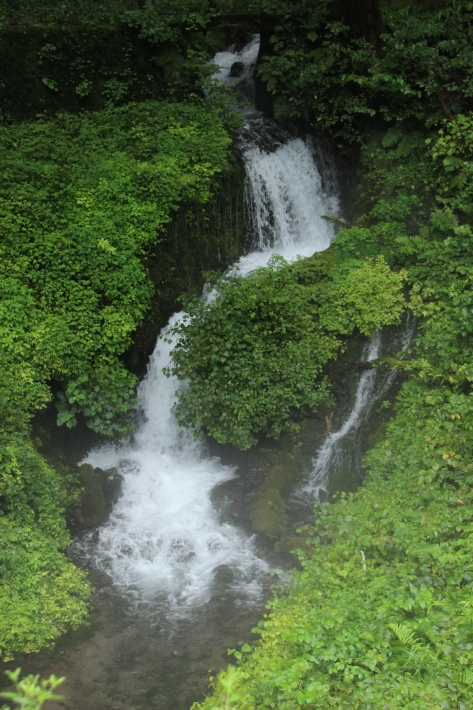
top-left (0, 99), bottom-right (231, 437)
top-left (253, 0), bottom-right (473, 144)
top-left (193, 375), bottom-right (473, 710)
top-left (0, 437), bottom-right (90, 659)
top-left (167, 253), bottom-right (406, 449)
top-left (190, 103), bottom-right (473, 710)
top-left (1, 668), bottom-right (64, 710)
top-left (0, 98), bottom-right (233, 659)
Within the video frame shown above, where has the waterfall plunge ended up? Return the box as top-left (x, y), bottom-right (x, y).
top-left (76, 36), bottom-right (340, 611)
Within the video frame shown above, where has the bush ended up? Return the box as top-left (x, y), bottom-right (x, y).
top-left (167, 253), bottom-right (406, 449)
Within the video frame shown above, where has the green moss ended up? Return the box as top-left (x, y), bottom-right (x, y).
top-left (249, 488), bottom-right (285, 539)
top-left (263, 465), bottom-right (288, 493)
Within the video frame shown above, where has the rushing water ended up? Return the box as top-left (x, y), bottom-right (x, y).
top-left (304, 314), bottom-right (415, 499)
top-left (74, 35), bottom-right (340, 615)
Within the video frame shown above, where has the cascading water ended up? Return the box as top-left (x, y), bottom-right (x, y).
top-left (304, 314), bottom-right (415, 499)
top-left (80, 315), bottom-right (265, 610)
top-left (76, 35), bottom-right (340, 613)
top-left (236, 122), bottom-right (338, 274)
top-left (209, 34), bottom-right (260, 105)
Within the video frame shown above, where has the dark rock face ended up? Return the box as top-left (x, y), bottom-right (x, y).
top-left (77, 463), bottom-right (109, 529)
top-left (72, 463), bottom-right (123, 531)
top-left (230, 61), bottom-right (244, 77)
top-left (213, 564), bottom-right (235, 584)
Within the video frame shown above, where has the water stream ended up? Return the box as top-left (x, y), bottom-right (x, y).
top-left (73, 36), bottom-right (339, 616)
top-left (303, 315), bottom-right (415, 499)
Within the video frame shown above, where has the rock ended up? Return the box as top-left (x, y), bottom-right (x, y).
top-left (249, 488), bottom-right (285, 539)
top-left (275, 535), bottom-right (312, 567)
top-left (213, 564), bottom-right (235, 584)
top-left (263, 465), bottom-right (287, 493)
top-left (326, 468), bottom-right (362, 500)
top-left (229, 61), bottom-right (244, 78)
top-left (77, 463), bottom-right (109, 529)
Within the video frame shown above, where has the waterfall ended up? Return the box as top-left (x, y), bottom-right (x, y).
top-left (76, 35), bottom-right (340, 612)
top-left (236, 121), bottom-right (338, 274)
top-left (304, 315), bottom-right (415, 499)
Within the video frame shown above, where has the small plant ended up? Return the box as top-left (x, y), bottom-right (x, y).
top-left (0, 669), bottom-right (64, 710)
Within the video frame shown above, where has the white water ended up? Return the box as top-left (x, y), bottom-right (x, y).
top-left (304, 315), bottom-right (415, 498)
top-left (77, 36), bottom-right (340, 611)
top-left (209, 34), bottom-right (260, 102)
top-left (237, 127), bottom-right (338, 274)
top-left (79, 314), bottom-right (265, 610)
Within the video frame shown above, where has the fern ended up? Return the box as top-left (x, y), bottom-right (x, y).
top-left (394, 132), bottom-right (424, 159)
top-left (382, 125), bottom-right (406, 148)
top-left (430, 208), bottom-right (457, 234)
top-left (389, 623), bottom-right (420, 648)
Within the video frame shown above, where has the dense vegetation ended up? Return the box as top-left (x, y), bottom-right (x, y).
top-left (250, 0), bottom-right (473, 144)
top-left (2, 2), bottom-right (473, 709)
top-left (0, 0), bottom-right (246, 120)
top-left (193, 121), bottom-right (473, 710)
top-left (0, 94), bottom-right (235, 659)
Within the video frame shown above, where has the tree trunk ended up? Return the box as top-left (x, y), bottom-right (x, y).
top-left (339, 0), bottom-right (382, 50)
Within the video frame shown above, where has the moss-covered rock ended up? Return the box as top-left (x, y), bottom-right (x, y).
top-left (275, 535), bottom-right (313, 562)
top-left (263, 465), bottom-right (288, 493)
top-left (77, 463), bottom-right (110, 529)
top-left (249, 488), bottom-right (285, 539)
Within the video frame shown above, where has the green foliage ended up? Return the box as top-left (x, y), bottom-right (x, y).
top-left (167, 253), bottom-right (405, 449)
top-left (191, 83), bottom-right (473, 710)
top-left (0, 668), bottom-right (64, 710)
top-left (193, 377), bottom-right (473, 709)
top-left (0, 98), bottom-right (233, 659)
top-left (0, 0), bottom-right (219, 29)
top-left (0, 1), bottom-right (236, 120)
top-left (253, 0), bottom-right (473, 143)
top-left (0, 99), bottom-right (231, 437)
top-left (324, 255), bottom-right (407, 336)
top-left (429, 113), bottom-right (473, 216)
top-left (0, 436), bottom-right (91, 660)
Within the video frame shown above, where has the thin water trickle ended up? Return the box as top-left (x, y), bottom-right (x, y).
top-left (303, 314), bottom-right (415, 499)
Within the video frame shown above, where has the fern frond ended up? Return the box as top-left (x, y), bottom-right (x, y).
top-left (389, 623), bottom-right (417, 647)
top-left (394, 132), bottom-right (424, 158)
top-left (382, 125), bottom-right (405, 148)
top-left (430, 208), bottom-right (457, 234)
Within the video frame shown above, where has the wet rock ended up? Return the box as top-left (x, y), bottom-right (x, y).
top-left (213, 564), bottom-right (235, 584)
top-left (102, 469), bottom-right (123, 504)
top-left (249, 488), bottom-right (285, 539)
top-left (326, 467), bottom-right (362, 500)
top-left (275, 535), bottom-right (312, 566)
top-left (77, 463), bottom-right (110, 529)
top-left (229, 61), bottom-right (244, 77)
top-left (263, 465), bottom-right (287, 493)
top-left (229, 500), bottom-right (243, 518)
